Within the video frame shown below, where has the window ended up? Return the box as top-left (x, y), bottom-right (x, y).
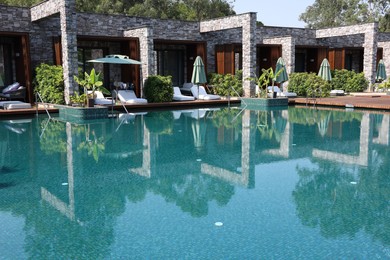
top-left (157, 50), bottom-right (184, 87)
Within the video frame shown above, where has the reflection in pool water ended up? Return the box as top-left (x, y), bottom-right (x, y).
top-left (0, 107), bottom-right (389, 259)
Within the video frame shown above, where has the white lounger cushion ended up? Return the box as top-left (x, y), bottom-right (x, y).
top-left (330, 89), bottom-right (345, 96)
top-left (87, 91), bottom-right (113, 105)
top-left (190, 86), bottom-right (221, 100)
top-left (117, 90), bottom-right (148, 104)
top-left (173, 87), bottom-right (195, 101)
top-left (0, 101), bottom-right (31, 110)
top-left (267, 86), bottom-right (297, 98)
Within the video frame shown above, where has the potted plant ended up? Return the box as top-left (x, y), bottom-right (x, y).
top-left (70, 92), bottom-right (87, 107)
top-left (244, 67), bottom-right (288, 108)
top-left (74, 68), bottom-right (110, 107)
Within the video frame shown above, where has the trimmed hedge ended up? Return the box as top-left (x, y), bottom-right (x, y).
top-left (209, 70), bottom-right (243, 97)
top-left (33, 63), bottom-right (65, 104)
top-left (288, 72), bottom-right (331, 97)
top-left (144, 75), bottom-right (173, 103)
top-left (331, 69), bottom-right (368, 92)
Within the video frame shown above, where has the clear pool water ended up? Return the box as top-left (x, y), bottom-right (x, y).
top-left (0, 106), bottom-right (389, 259)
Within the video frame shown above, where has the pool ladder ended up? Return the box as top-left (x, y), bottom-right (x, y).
top-left (35, 92), bottom-right (52, 119)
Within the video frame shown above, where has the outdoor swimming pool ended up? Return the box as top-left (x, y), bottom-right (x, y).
top-left (0, 106), bottom-right (389, 259)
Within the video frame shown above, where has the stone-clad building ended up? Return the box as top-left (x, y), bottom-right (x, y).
top-left (0, 0), bottom-right (389, 104)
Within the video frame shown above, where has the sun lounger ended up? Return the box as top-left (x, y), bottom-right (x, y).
top-left (267, 86), bottom-right (297, 98)
top-left (115, 90), bottom-right (148, 104)
top-left (190, 86), bottom-right (221, 100)
top-left (0, 101), bottom-right (31, 110)
top-left (330, 89), bottom-right (345, 96)
top-left (180, 83), bottom-right (194, 95)
top-left (173, 87), bottom-right (195, 101)
top-left (87, 91), bottom-right (113, 105)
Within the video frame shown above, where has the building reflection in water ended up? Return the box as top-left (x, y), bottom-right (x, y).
top-left (0, 107), bottom-right (389, 258)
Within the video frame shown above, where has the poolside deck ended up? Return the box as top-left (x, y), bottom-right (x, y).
top-left (291, 93), bottom-right (390, 111)
top-left (0, 98), bottom-right (241, 118)
top-left (1, 93), bottom-right (389, 118)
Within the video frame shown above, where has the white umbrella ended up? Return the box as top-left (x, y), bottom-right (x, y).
top-left (87, 54), bottom-right (141, 65)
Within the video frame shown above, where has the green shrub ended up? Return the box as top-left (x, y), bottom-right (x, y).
top-left (304, 73), bottom-right (331, 97)
top-left (144, 111), bottom-right (173, 134)
top-left (209, 70), bottom-right (243, 97)
top-left (33, 63), bottom-right (65, 104)
top-left (331, 69), bottom-right (353, 91)
top-left (345, 72), bottom-right (368, 92)
top-left (144, 75), bottom-right (173, 103)
top-left (288, 72), bottom-right (331, 97)
top-left (332, 69), bottom-right (368, 92)
top-left (288, 73), bottom-right (309, 96)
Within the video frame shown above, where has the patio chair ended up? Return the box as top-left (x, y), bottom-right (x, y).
top-left (87, 91), bottom-right (113, 105)
top-left (173, 87), bottom-right (195, 101)
top-left (190, 86), bottom-right (221, 100)
top-left (0, 82), bottom-right (26, 101)
top-left (115, 90), bottom-right (148, 104)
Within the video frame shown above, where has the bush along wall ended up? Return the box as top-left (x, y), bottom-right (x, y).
top-left (144, 75), bottom-right (173, 103)
top-left (209, 70), bottom-right (243, 97)
top-left (288, 72), bottom-right (331, 97)
top-left (33, 63), bottom-right (65, 104)
top-left (331, 69), bottom-right (368, 92)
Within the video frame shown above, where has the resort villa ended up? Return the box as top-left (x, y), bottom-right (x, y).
top-left (0, 0), bottom-right (390, 104)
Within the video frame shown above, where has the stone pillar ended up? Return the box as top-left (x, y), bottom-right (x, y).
top-left (124, 27), bottom-right (154, 96)
top-left (282, 37), bottom-right (295, 75)
top-left (60, 0), bottom-right (78, 104)
top-left (363, 23), bottom-right (378, 91)
top-left (242, 13), bottom-right (257, 98)
top-left (241, 109), bottom-right (255, 188)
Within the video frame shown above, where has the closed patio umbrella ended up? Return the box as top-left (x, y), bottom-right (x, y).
top-left (191, 56), bottom-right (207, 97)
top-left (318, 58), bottom-right (332, 81)
top-left (275, 57), bottom-right (288, 84)
top-left (376, 59), bottom-right (387, 82)
top-left (191, 56), bottom-right (207, 85)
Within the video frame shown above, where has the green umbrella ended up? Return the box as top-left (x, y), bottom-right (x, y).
top-left (0, 73), bottom-right (4, 87)
top-left (275, 57), bottom-right (288, 83)
top-left (376, 59), bottom-right (387, 82)
top-left (87, 54), bottom-right (142, 65)
top-left (191, 56), bottom-right (207, 85)
top-left (318, 58), bottom-right (332, 81)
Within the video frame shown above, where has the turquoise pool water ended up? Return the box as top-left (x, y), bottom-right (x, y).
top-left (0, 106), bottom-right (389, 259)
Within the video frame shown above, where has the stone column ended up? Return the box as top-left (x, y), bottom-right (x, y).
top-left (242, 13), bottom-right (257, 97)
top-left (363, 23), bottom-right (378, 91)
top-left (60, 0), bottom-right (78, 104)
top-left (282, 37), bottom-right (295, 75)
top-left (124, 27), bottom-right (154, 96)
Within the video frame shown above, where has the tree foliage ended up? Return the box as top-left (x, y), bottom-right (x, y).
top-left (299, 0), bottom-right (390, 32)
top-left (0, 0), bottom-right (236, 21)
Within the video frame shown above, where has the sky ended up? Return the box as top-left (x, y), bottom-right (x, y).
top-left (233, 0), bottom-right (315, 28)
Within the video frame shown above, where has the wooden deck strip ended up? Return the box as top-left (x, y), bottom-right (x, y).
top-left (290, 95), bottom-right (390, 110)
top-left (0, 99), bottom-right (241, 118)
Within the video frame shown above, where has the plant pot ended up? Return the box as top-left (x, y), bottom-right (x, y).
top-left (87, 98), bottom-right (95, 107)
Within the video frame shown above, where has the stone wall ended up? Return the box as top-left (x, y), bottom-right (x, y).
top-left (0, 5), bottom-right (32, 31)
top-left (77, 13), bottom-right (203, 41)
